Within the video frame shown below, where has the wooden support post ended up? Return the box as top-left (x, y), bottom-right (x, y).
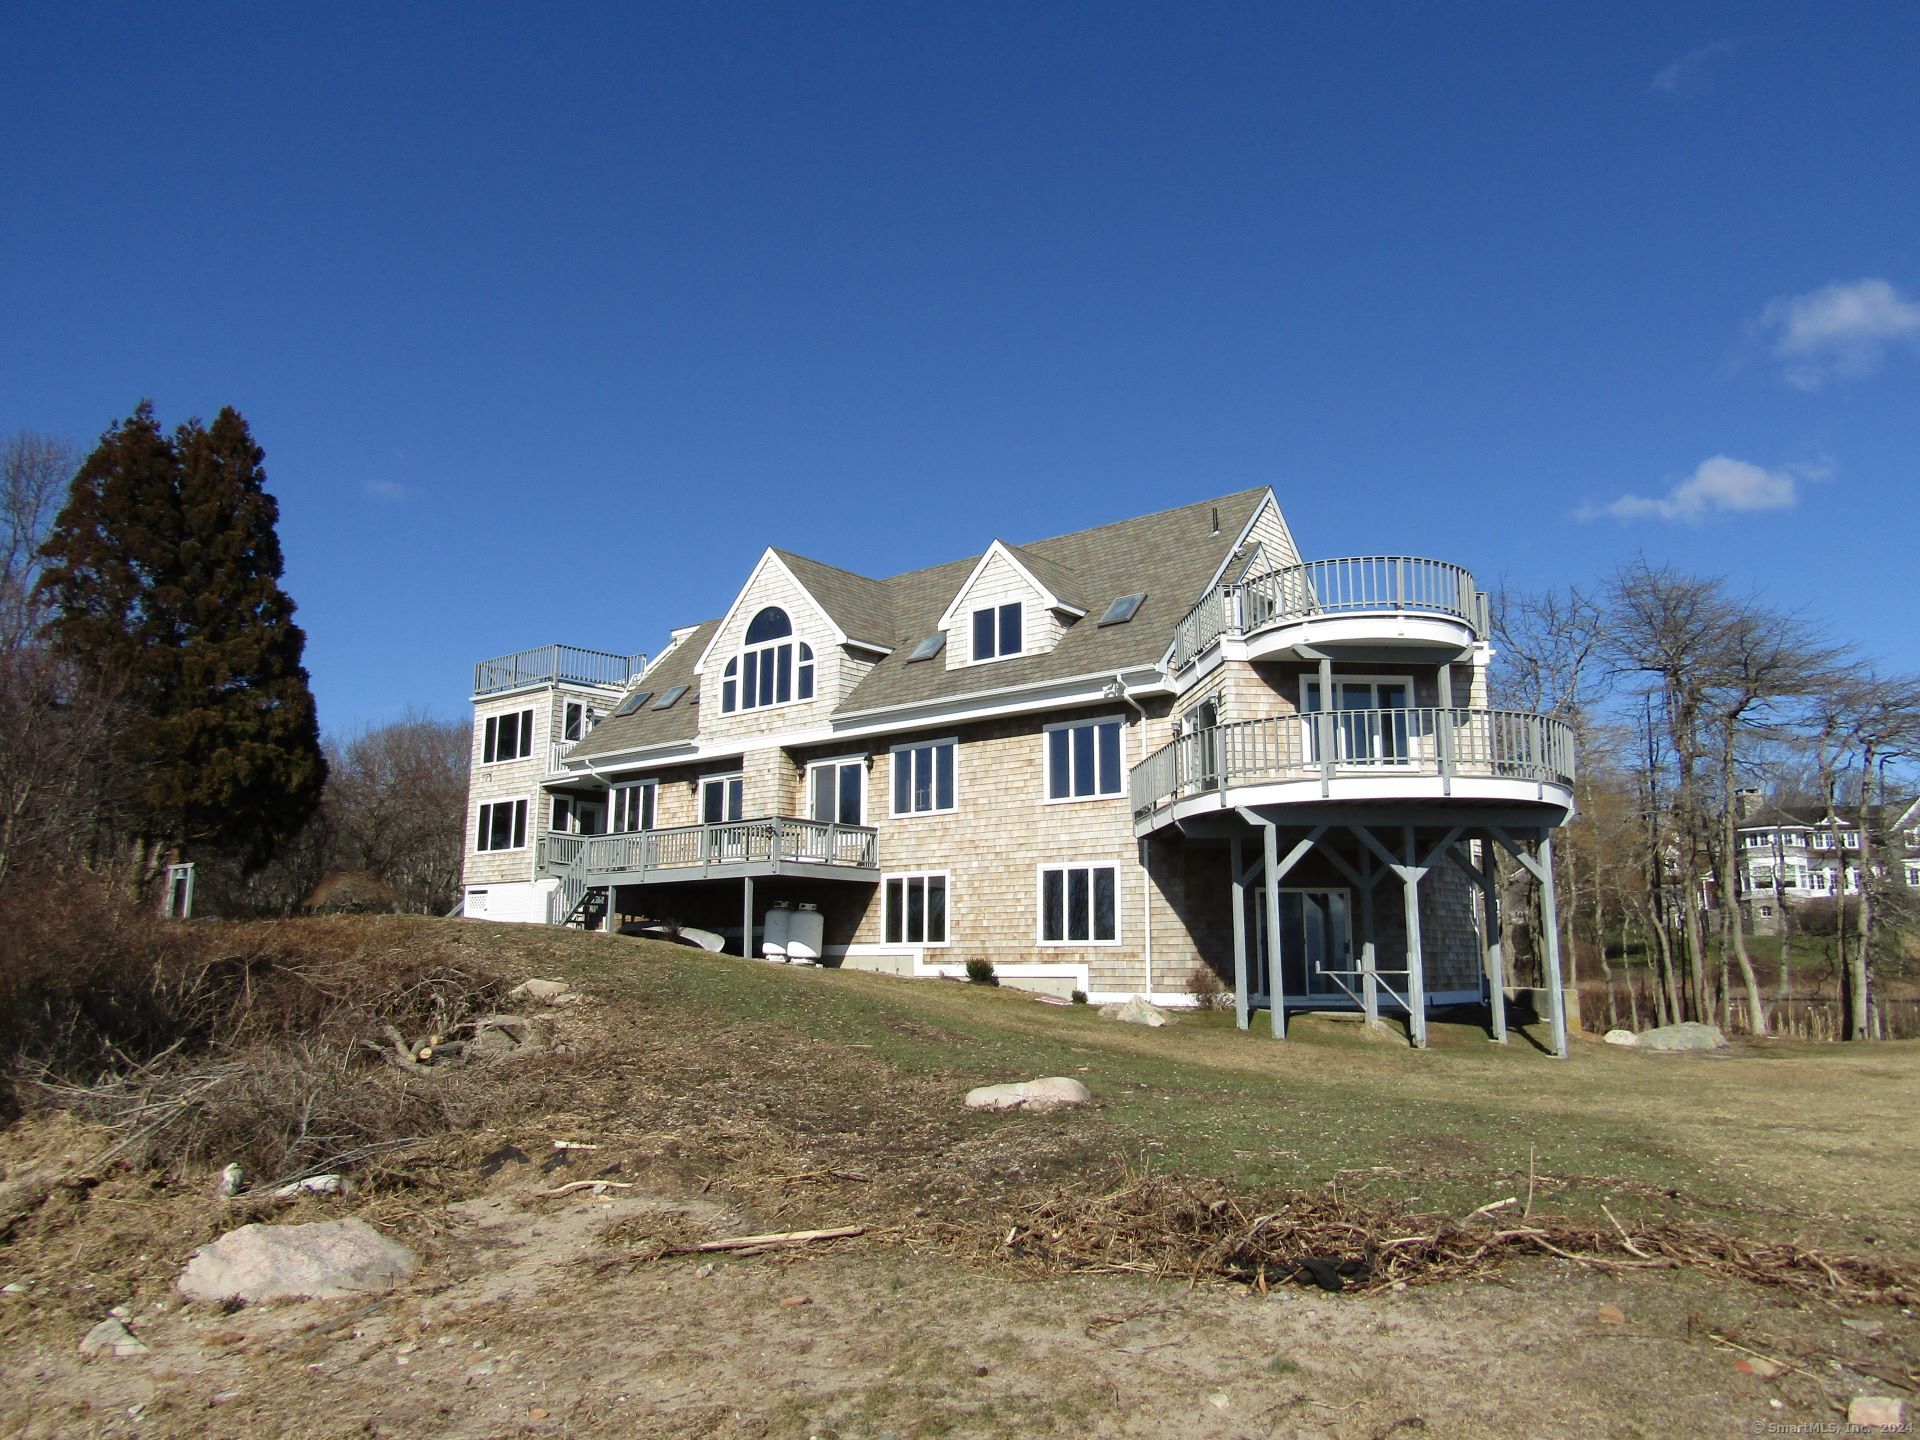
top-left (1402, 826), bottom-right (1428, 1049)
top-left (742, 875), bottom-right (754, 960)
top-left (1263, 821), bottom-right (1286, 1039)
top-left (1230, 836), bottom-right (1250, 1032)
top-left (1435, 660), bottom-right (1454, 797)
top-left (1478, 840), bottom-right (1507, 1043)
top-left (1317, 653), bottom-right (1335, 795)
top-left (1537, 832), bottom-right (1569, 1059)
top-left (1359, 851), bottom-right (1379, 1026)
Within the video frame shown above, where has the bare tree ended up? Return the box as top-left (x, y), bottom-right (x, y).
top-left (0, 432), bottom-right (73, 652)
top-left (325, 713), bottom-right (471, 913)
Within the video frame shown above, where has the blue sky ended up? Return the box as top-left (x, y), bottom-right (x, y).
top-left (4, 3), bottom-right (1917, 732)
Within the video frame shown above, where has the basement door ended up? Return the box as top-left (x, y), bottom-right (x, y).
top-left (1246, 888), bottom-right (1354, 1005)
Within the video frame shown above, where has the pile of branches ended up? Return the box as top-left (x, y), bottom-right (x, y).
top-left (983, 1172), bottom-right (1920, 1306)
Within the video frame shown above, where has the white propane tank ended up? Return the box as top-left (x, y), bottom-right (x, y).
top-left (787, 903), bottom-right (824, 964)
top-left (761, 902), bottom-right (792, 961)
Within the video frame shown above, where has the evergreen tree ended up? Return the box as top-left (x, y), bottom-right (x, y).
top-left (38, 402), bottom-right (325, 872)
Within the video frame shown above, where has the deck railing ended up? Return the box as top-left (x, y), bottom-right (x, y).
top-left (1170, 557), bottom-right (1487, 671)
top-left (1130, 708), bottom-right (1573, 819)
top-left (473, 644), bottom-right (648, 697)
top-left (540, 817), bottom-right (879, 880)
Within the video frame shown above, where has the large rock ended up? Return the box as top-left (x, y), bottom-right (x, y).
top-left (177, 1219), bottom-right (418, 1304)
top-left (78, 1317), bottom-right (149, 1357)
top-left (965, 1077), bottom-right (1092, 1112)
top-left (1098, 996), bottom-right (1171, 1028)
top-left (1635, 1022), bottom-right (1728, 1052)
top-left (1602, 1029), bottom-right (1641, 1048)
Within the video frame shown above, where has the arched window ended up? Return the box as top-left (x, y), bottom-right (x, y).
top-left (721, 608), bottom-right (815, 713)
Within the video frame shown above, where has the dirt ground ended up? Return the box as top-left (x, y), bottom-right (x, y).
top-left (2, 918), bottom-right (1916, 1438)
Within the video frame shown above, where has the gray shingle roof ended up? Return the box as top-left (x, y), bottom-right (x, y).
top-left (567, 487), bottom-right (1269, 758)
top-left (770, 549), bottom-right (895, 650)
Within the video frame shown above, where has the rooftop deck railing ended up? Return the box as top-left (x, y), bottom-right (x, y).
top-left (1129, 707), bottom-right (1573, 820)
top-left (473, 644), bottom-right (648, 697)
top-left (1170, 557), bottom-right (1487, 671)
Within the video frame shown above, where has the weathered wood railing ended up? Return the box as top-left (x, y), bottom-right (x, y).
top-left (473, 644), bottom-right (648, 697)
top-left (1130, 708), bottom-right (1574, 819)
top-left (1170, 557), bottom-right (1487, 671)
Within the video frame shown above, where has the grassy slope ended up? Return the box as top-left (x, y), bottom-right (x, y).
top-left (420, 916), bottom-right (1920, 1256)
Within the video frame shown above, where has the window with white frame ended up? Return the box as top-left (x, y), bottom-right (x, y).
top-left (1301, 677), bottom-right (1415, 764)
top-left (1750, 862), bottom-right (1774, 886)
top-left (475, 799), bottom-right (527, 852)
top-left (552, 794), bottom-right (574, 833)
top-left (807, 757), bottom-right (864, 825)
top-left (883, 872), bottom-right (948, 945)
top-left (1046, 716), bottom-right (1124, 800)
top-left (891, 739), bottom-right (955, 815)
top-left (611, 781), bottom-right (656, 833)
top-left (700, 774), bottom-right (744, 824)
top-left (1743, 833), bottom-right (1770, 849)
top-left (1813, 832), bottom-right (1834, 850)
top-left (971, 601), bottom-right (1022, 662)
top-left (1905, 862), bottom-right (1920, 887)
top-left (720, 608), bottom-right (814, 713)
top-left (1039, 862), bottom-right (1119, 945)
top-left (482, 709), bottom-right (534, 763)
top-left (1783, 832), bottom-right (1806, 848)
top-left (1843, 831), bottom-right (1861, 849)
top-left (563, 701), bottom-right (599, 743)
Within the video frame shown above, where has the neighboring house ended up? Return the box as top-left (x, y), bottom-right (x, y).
top-left (1734, 797), bottom-right (1920, 931)
top-left (460, 488), bottom-right (1576, 1051)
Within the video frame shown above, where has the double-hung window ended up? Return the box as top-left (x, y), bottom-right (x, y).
top-left (883, 873), bottom-right (948, 946)
top-left (891, 739), bottom-right (955, 815)
top-left (1039, 862), bottom-right (1118, 945)
top-left (482, 709), bottom-right (534, 763)
top-left (475, 799), bottom-right (528, 852)
top-left (611, 781), bottom-right (656, 833)
top-left (971, 601), bottom-right (1022, 662)
top-left (720, 608), bottom-right (815, 712)
top-left (1046, 717), bottom-right (1124, 800)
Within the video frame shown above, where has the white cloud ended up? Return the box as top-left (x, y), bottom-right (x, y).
top-left (365, 480), bottom-right (408, 504)
top-left (1652, 40), bottom-right (1737, 95)
top-left (1755, 278), bottom-right (1920, 389)
top-left (1578, 455), bottom-right (1823, 525)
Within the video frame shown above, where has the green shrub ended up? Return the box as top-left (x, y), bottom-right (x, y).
top-left (964, 957), bottom-right (998, 987)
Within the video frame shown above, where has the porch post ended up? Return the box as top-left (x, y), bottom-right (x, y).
top-left (1317, 653), bottom-right (1335, 795)
top-left (1435, 660), bottom-right (1455, 797)
top-left (1359, 851), bottom-right (1379, 1026)
top-left (1263, 821), bottom-right (1286, 1039)
top-left (1229, 836), bottom-right (1250, 1031)
top-left (1537, 831), bottom-right (1569, 1058)
top-left (1402, 826), bottom-right (1428, 1049)
top-left (742, 875), bottom-right (754, 960)
top-left (1479, 838), bottom-right (1508, 1043)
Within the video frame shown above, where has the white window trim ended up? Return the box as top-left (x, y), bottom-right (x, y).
top-left (1035, 860), bottom-right (1124, 948)
top-left (1297, 673), bottom-right (1420, 765)
top-left (805, 754), bottom-right (868, 825)
top-left (481, 708), bottom-right (536, 765)
top-left (699, 772), bottom-right (745, 823)
top-left (967, 600), bottom-right (1025, 666)
top-left (889, 737), bottom-right (959, 817)
top-left (1042, 713), bottom-right (1128, 803)
top-left (611, 779), bottom-right (657, 833)
top-left (475, 797), bottom-right (530, 853)
top-left (883, 870), bottom-right (951, 948)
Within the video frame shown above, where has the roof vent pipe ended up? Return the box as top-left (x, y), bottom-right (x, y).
top-left (1210, 506), bottom-right (1219, 535)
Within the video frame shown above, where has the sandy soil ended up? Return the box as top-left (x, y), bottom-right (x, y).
top-left (3, 1156), bottom-right (1910, 1440)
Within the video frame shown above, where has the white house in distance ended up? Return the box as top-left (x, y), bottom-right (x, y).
top-left (460, 488), bottom-right (1578, 1052)
top-left (1734, 797), bottom-right (1920, 931)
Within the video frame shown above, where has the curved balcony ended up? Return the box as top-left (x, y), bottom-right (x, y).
top-left (1131, 708), bottom-right (1573, 829)
top-left (1170, 557), bottom-right (1488, 672)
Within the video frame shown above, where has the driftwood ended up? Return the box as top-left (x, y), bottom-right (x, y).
top-left (538, 1180), bottom-right (636, 1197)
top-left (676, 1225), bottom-right (866, 1255)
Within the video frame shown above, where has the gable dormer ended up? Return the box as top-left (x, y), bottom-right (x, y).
top-left (936, 540), bottom-right (1089, 670)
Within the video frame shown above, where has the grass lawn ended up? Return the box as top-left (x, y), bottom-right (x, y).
top-left (436, 917), bottom-right (1920, 1257)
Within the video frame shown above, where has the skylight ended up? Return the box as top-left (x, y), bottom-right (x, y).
top-left (1098, 592), bottom-right (1146, 627)
top-left (906, 633), bottom-right (946, 662)
top-left (612, 690), bottom-right (653, 717)
top-left (652, 685), bottom-right (688, 710)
